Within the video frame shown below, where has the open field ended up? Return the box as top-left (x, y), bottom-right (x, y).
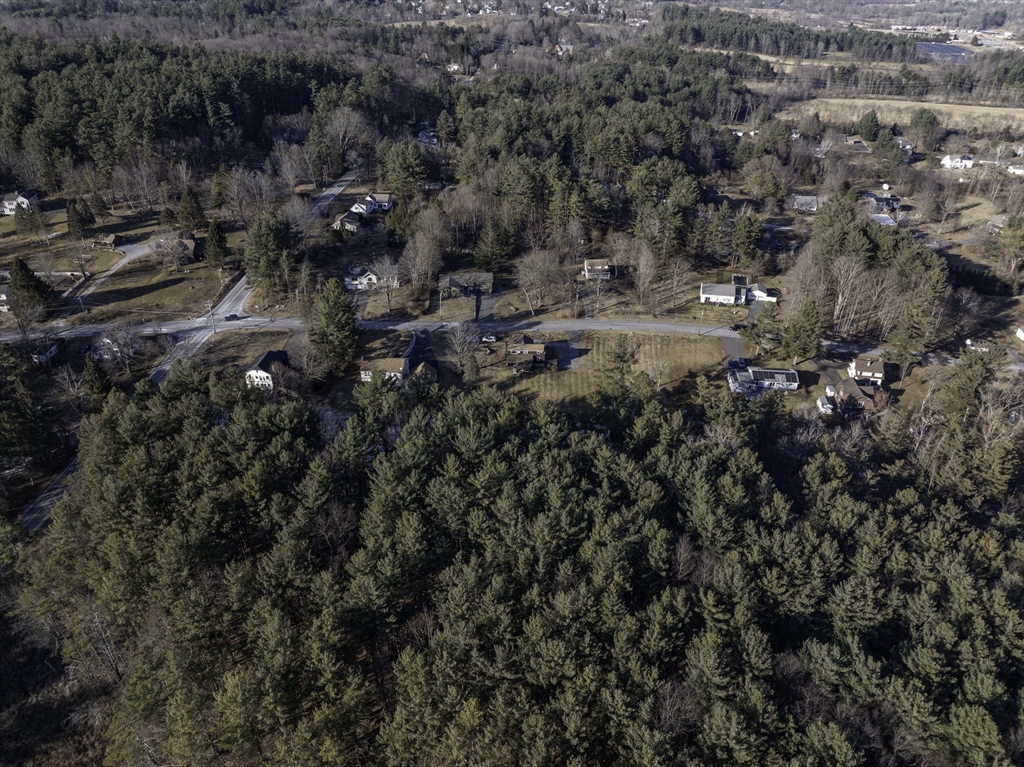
top-left (192, 329), bottom-right (292, 371)
top-left (72, 257), bottom-right (222, 324)
top-left (777, 98), bottom-right (1024, 133)
top-left (467, 331), bottom-right (726, 407)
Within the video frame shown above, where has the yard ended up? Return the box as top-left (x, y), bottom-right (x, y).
top-left (192, 330), bottom-right (292, 371)
top-left (463, 331), bottom-right (726, 407)
top-left (71, 257), bottom-right (222, 324)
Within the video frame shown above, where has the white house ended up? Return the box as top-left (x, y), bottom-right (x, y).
top-left (346, 268), bottom-right (398, 291)
top-left (817, 395), bottom-right (835, 414)
top-left (1008, 166), bottom-right (1024, 177)
top-left (727, 367), bottom-right (800, 394)
top-left (2, 190), bottom-right (38, 216)
top-left (583, 259), bottom-right (615, 280)
top-left (245, 350), bottom-right (287, 390)
top-left (351, 201), bottom-right (370, 215)
top-left (747, 283), bottom-right (777, 303)
top-left (700, 282), bottom-right (746, 305)
top-left (847, 356), bottom-right (885, 385)
top-left (940, 154), bottom-right (974, 169)
top-left (359, 357), bottom-right (410, 383)
top-left (365, 193), bottom-right (393, 212)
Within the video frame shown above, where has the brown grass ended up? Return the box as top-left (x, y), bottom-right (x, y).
top-left (439, 295), bottom-right (476, 322)
top-left (470, 331), bottom-right (725, 406)
top-left (192, 330), bottom-right (292, 370)
top-left (778, 98), bottom-right (1024, 133)
top-left (72, 257), bottom-right (222, 324)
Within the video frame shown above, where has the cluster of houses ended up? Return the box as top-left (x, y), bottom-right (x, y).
top-left (2, 190), bottom-right (38, 216)
top-left (699, 275), bottom-right (777, 305)
top-left (817, 357), bottom-right (886, 419)
top-left (939, 154), bottom-right (1024, 176)
top-left (331, 192), bottom-right (393, 235)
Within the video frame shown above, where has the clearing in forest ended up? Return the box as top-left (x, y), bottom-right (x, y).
top-left (778, 98), bottom-right (1024, 133)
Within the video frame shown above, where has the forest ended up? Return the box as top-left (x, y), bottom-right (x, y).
top-left (3, 345), bottom-right (1024, 765)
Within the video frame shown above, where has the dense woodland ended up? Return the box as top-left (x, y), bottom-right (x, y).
top-left (3, 347), bottom-right (1024, 765)
top-left (2, 4), bottom-right (1024, 764)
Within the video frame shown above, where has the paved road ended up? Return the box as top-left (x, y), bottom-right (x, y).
top-left (55, 240), bottom-right (156, 321)
top-left (20, 172), bottom-right (362, 528)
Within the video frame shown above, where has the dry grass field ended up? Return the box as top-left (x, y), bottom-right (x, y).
top-left (470, 331), bottom-right (725, 407)
top-left (192, 330), bottom-right (292, 371)
top-left (73, 257), bottom-right (222, 324)
top-left (439, 295), bottom-right (476, 322)
top-left (778, 98), bottom-right (1024, 133)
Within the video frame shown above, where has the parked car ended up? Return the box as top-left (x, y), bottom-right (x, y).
top-left (482, 335), bottom-right (498, 343)
top-left (729, 323), bottom-right (746, 331)
top-left (737, 357), bottom-right (747, 368)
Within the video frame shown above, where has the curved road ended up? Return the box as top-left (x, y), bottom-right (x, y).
top-left (21, 171), bottom-right (361, 529)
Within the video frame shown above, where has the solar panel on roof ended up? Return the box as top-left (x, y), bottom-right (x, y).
top-left (751, 368), bottom-right (798, 384)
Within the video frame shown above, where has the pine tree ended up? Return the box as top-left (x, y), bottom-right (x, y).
top-left (856, 109), bottom-right (880, 141)
top-left (8, 257), bottom-right (51, 335)
top-left (66, 200), bottom-right (85, 243)
top-left (782, 301), bottom-right (825, 365)
top-left (307, 278), bottom-right (360, 374)
top-left (205, 219), bottom-right (228, 269)
top-left (244, 212), bottom-right (299, 288)
top-left (90, 192), bottom-right (108, 223)
top-left (78, 196), bottom-right (96, 227)
top-left (83, 354), bottom-right (112, 400)
top-left (210, 164), bottom-right (230, 208)
top-left (178, 185), bottom-right (206, 232)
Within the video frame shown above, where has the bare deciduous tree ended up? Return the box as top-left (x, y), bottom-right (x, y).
top-left (442, 321), bottom-right (479, 374)
top-left (283, 195), bottom-right (319, 248)
top-left (370, 255), bottom-right (401, 314)
top-left (399, 232), bottom-right (442, 288)
top-left (633, 242), bottom-right (657, 309)
top-left (514, 249), bottom-right (563, 316)
top-left (668, 257), bottom-right (692, 307)
top-left (224, 168), bottom-right (256, 225)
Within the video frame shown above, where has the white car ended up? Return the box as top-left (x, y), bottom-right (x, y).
top-left (482, 335), bottom-right (498, 343)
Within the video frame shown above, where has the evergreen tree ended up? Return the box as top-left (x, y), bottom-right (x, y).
top-left (307, 278), bottom-right (360, 374)
top-left (740, 302), bottom-right (783, 356)
top-left (83, 354), bottom-right (112, 400)
top-left (211, 164), bottom-right (230, 208)
top-left (8, 257), bottom-right (51, 335)
top-left (855, 109), bottom-right (880, 141)
top-left (244, 212), bottom-right (299, 289)
top-left (78, 197), bottom-right (96, 228)
top-left (380, 141), bottom-right (426, 202)
top-left (782, 301), bottom-right (825, 365)
top-left (89, 192), bottom-right (108, 223)
top-left (178, 185), bottom-right (206, 232)
top-left (205, 219), bottom-right (229, 269)
top-left (66, 200), bottom-right (85, 243)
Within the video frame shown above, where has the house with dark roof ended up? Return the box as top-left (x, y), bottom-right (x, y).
top-left (836, 378), bottom-right (876, 418)
top-left (245, 350), bottom-right (288, 390)
top-left (438, 271), bottom-right (494, 297)
top-left (847, 356), bottom-right (885, 385)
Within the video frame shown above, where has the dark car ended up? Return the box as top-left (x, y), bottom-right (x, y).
top-left (729, 323), bottom-right (746, 332)
top-left (737, 357), bottom-right (747, 368)
top-left (727, 359), bottom-right (740, 370)
top-left (224, 314), bottom-right (240, 322)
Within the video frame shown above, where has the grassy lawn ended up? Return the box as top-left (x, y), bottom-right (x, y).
top-left (363, 285), bottom-right (429, 319)
top-left (439, 295), bottom-right (476, 321)
top-left (466, 331), bottom-right (725, 408)
top-left (492, 279), bottom-right (755, 327)
top-left (192, 330), bottom-right (292, 371)
top-left (74, 258), bottom-right (222, 324)
top-left (362, 330), bottom-right (414, 359)
top-left (0, 208), bottom-right (162, 273)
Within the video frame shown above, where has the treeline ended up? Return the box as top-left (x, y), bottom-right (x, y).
top-left (0, 33), bottom-right (350, 189)
top-left (6, 347), bottom-right (1024, 765)
top-left (661, 4), bottom-right (926, 63)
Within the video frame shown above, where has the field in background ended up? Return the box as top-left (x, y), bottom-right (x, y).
top-left (777, 98), bottom-right (1024, 133)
